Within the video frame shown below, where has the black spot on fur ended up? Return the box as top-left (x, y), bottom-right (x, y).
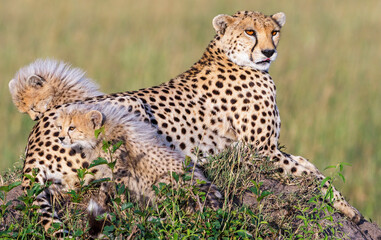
top-left (69, 149), bottom-right (76, 156)
top-left (82, 162), bottom-right (89, 168)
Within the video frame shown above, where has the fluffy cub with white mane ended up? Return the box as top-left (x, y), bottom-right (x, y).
top-left (9, 59), bottom-right (103, 120)
top-left (54, 103), bottom-right (221, 233)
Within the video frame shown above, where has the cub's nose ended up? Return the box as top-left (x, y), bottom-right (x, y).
top-left (262, 49), bottom-right (275, 58)
top-left (58, 137), bottom-right (65, 142)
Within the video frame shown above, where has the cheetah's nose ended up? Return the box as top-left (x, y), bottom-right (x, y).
top-left (58, 137), bottom-right (64, 142)
top-left (262, 49), bottom-right (275, 58)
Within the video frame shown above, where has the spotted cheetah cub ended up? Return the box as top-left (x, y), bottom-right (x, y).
top-left (54, 103), bottom-right (221, 231)
top-left (9, 59), bottom-right (103, 120)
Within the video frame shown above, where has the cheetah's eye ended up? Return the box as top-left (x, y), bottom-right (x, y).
top-left (57, 126), bottom-right (62, 130)
top-left (68, 126), bottom-right (76, 131)
top-left (272, 30), bottom-right (279, 36)
top-left (245, 30), bottom-right (256, 36)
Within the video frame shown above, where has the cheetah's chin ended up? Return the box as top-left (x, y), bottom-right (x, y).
top-left (253, 61), bottom-right (271, 71)
top-left (60, 143), bottom-right (76, 148)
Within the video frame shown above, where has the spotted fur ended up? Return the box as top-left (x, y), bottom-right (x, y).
top-left (16, 10), bottom-right (361, 236)
top-left (9, 59), bottom-right (103, 120)
top-left (54, 103), bottom-right (220, 235)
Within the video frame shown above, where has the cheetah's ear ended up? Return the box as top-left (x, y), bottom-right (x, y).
top-left (87, 110), bottom-right (104, 130)
top-left (8, 79), bottom-right (17, 95)
top-left (271, 12), bottom-right (286, 28)
top-left (213, 14), bottom-right (234, 35)
top-left (27, 75), bottom-right (45, 88)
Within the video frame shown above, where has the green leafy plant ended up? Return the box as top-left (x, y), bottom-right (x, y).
top-left (0, 144), bottom-right (355, 239)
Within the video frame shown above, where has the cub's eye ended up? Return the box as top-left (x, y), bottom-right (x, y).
top-left (57, 126), bottom-right (62, 130)
top-left (245, 30), bottom-right (256, 36)
top-left (68, 126), bottom-right (76, 131)
top-left (272, 30), bottom-right (279, 36)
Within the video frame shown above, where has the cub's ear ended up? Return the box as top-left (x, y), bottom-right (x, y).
top-left (8, 79), bottom-right (16, 95)
top-left (27, 75), bottom-right (45, 88)
top-left (87, 110), bottom-right (104, 130)
top-left (213, 14), bottom-right (234, 35)
top-left (271, 12), bottom-right (286, 28)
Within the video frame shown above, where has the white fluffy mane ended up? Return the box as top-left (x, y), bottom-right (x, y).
top-left (62, 102), bottom-right (165, 148)
top-left (10, 58), bottom-right (103, 97)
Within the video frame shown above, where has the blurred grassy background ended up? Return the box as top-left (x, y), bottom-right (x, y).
top-left (0, 0), bottom-right (380, 223)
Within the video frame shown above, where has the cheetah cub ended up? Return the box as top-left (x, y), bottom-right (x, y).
top-left (9, 59), bottom-right (103, 120)
top-left (55, 103), bottom-right (221, 232)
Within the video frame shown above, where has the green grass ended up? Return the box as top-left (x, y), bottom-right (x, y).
top-left (0, 145), bottom-right (348, 239)
top-left (0, 0), bottom-right (380, 223)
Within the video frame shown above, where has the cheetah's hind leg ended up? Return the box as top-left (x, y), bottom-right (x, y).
top-left (271, 151), bottom-right (362, 223)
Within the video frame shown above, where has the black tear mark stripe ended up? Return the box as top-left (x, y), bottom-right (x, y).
top-left (249, 38), bottom-right (258, 62)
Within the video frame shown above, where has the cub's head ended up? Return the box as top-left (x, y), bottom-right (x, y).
top-left (55, 109), bottom-right (104, 149)
top-left (9, 74), bottom-right (54, 121)
top-left (213, 11), bottom-right (286, 72)
top-left (9, 59), bottom-right (102, 121)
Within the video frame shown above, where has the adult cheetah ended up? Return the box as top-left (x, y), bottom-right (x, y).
top-left (13, 10), bottom-right (361, 234)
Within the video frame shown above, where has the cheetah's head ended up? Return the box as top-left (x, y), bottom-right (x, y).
top-left (9, 75), bottom-right (54, 121)
top-left (9, 58), bottom-right (103, 121)
top-left (213, 11), bottom-right (286, 72)
top-left (55, 109), bottom-right (104, 150)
